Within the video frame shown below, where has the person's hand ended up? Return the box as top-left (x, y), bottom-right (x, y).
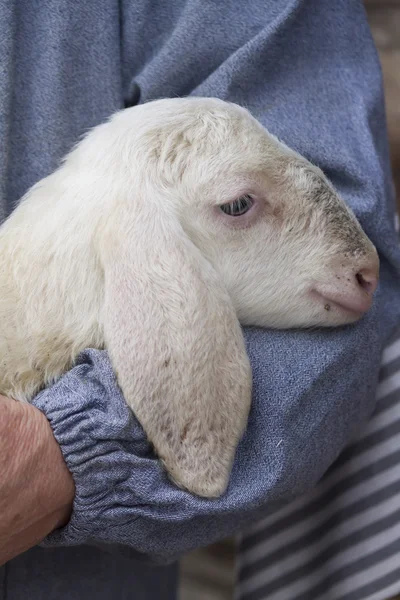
top-left (0, 395), bottom-right (75, 565)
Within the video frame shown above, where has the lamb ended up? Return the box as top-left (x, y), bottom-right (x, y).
top-left (0, 97), bottom-right (379, 498)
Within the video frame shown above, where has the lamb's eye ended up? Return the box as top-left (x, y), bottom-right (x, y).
top-left (220, 194), bottom-right (254, 217)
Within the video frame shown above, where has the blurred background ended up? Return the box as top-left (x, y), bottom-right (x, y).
top-left (366, 0), bottom-right (400, 203)
top-left (179, 1), bottom-right (400, 598)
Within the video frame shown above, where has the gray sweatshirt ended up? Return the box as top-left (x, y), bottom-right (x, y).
top-left (1, 1), bottom-right (400, 598)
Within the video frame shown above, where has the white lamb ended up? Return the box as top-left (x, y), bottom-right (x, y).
top-left (0, 97), bottom-right (379, 498)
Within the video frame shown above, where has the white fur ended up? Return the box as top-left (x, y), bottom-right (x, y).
top-left (0, 97), bottom-right (378, 497)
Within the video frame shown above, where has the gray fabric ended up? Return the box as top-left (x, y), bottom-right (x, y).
top-left (1, 0), bottom-right (400, 598)
top-left (237, 327), bottom-right (400, 600)
top-left (0, 547), bottom-right (178, 600)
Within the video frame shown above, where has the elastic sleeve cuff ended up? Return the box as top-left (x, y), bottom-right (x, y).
top-left (31, 348), bottom-right (162, 551)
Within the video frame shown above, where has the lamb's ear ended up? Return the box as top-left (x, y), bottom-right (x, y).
top-left (99, 201), bottom-right (252, 498)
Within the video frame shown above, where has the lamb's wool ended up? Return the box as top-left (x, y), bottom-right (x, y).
top-left (0, 98), bottom-right (379, 497)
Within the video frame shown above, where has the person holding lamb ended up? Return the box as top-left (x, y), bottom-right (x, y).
top-left (1, 1), bottom-right (399, 600)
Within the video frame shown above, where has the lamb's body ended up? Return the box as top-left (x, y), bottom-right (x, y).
top-left (0, 172), bottom-right (104, 401)
top-left (0, 97), bottom-right (379, 497)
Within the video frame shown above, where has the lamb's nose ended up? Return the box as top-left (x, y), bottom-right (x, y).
top-left (356, 269), bottom-right (378, 295)
top-left (313, 248), bottom-right (379, 319)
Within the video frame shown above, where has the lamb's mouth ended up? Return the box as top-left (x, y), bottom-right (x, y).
top-left (311, 288), bottom-right (373, 318)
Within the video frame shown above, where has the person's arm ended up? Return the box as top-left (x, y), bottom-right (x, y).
top-left (0, 396), bottom-right (74, 565)
top-left (4, 0), bottom-right (400, 564)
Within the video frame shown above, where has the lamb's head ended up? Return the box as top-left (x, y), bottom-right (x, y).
top-left (79, 97), bottom-right (379, 496)
top-left (102, 97), bottom-right (378, 330)
top-left (2, 97), bottom-right (379, 499)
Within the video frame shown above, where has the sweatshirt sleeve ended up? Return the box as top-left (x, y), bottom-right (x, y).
top-left (33, 0), bottom-right (400, 562)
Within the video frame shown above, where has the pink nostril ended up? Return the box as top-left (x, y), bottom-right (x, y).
top-left (356, 271), bottom-right (378, 295)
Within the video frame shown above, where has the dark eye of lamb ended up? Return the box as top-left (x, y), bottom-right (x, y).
top-left (220, 194), bottom-right (254, 217)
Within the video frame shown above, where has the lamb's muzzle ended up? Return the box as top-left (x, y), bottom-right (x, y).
top-left (312, 250), bottom-right (379, 317)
